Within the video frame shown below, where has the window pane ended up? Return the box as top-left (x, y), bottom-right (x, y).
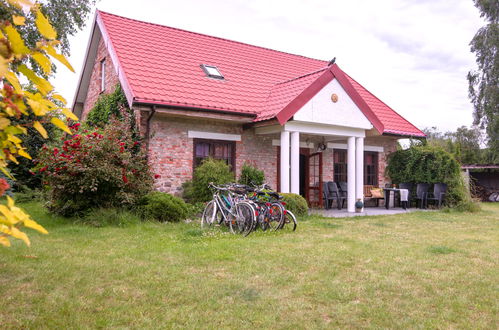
top-left (194, 139), bottom-right (235, 171)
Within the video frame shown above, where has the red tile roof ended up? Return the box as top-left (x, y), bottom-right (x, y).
top-left (96, 11), bottom-right (425, 137)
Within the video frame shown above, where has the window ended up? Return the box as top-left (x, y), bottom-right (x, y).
top-left (193, 139), bottom-right (235, 170)
top-left (333, 150), bottom-right (347, 182)
top-left (200, 64), bottom-right (224, 79)
top-left (100, 59), bottom-right (106, 92)
top-left (364, 152), bottom-right (378, 186)
top-left (333, 150), bottom-right (379, 186)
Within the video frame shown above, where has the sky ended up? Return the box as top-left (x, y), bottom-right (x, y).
top-left (53, 0), bottom-right (485, 133)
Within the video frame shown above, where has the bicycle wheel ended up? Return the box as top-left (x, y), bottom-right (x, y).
top-left (280, 209), bottom-right (297, 232)
top-left (268, 203), bottom-right (284, 231)
top-left (201, 201), bottom-right (219, 228)
top-left (230, 202), bottom-right (255, 236)
top-left (257, 204), bottom-right (269, 231)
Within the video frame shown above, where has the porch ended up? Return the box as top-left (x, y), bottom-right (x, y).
top-left (256, 120), bottom-right (397, 213)
top-left (310, 206), bottom-right (421, 218)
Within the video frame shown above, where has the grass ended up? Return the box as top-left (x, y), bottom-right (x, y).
top-left (1, 202), bottom-right (498, 328)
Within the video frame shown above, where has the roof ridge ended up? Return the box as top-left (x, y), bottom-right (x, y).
top-left (274, 67), bottom-right (329, 86)
top-left (97, 10), bottom-right (328, 65)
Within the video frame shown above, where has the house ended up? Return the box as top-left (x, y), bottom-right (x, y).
top-left (72, 11), bottom-right (426, 212)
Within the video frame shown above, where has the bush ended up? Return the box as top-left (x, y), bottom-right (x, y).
top-left (183, 158), bottom-right (234, 203)
top-left (280, 193), bottom-right (308, 217)
top-left (13, 188), bottom-right (44, 203)
top-left (386, 145), bottom-right (470, 207)
top-left (186, 202), bottom-right (205, 218)
top-left (36, 114), bottom-right (153, 216)
top-left (238, 163), bottom-right (265, 186)
top-left (137, 191), bottom-right (189, 222)
top-left (86, 85), bottom-right (132, 127)
top-left (78, 208), bottom-right (142, 227)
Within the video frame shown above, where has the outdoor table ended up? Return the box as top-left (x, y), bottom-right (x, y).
top-left (383, 188), bottom-right (409, 210)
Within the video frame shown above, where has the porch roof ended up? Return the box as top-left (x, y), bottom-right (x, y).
top-left (74, 10), bottom-right (425, 138)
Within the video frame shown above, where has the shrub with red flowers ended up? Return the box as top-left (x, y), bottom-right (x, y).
top-left (36, 115), bottom-right (153, 216)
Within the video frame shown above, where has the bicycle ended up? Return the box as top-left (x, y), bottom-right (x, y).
top-left (201, 183), bottom-right (255, 235)
top-left (249, 184), bottom-right (284, 232)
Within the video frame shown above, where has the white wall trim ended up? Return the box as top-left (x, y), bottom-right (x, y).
top-left (255, 125), bottom-right (282, 135)
top-left (284, 121), bottom-right (366, 138)
top-left (188, 131), bottom-right (241, 141)
top-left (272, 139), bottom-right (314, 148)
top-left (327, 142), bottom-right (384, 152)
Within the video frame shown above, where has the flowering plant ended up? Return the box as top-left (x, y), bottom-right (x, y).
top-left (36, 114), bottom-right (153, 216)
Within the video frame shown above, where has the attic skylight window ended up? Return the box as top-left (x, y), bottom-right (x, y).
top-left (201, 64), bottom-right (224, 79)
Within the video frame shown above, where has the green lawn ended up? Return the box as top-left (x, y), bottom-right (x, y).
top-left (1, 203), bottom-right (498, 328)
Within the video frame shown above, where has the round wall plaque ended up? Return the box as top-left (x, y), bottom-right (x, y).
top-left (331, 93), bottom-right (338, 103)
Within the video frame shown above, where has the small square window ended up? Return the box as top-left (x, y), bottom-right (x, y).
top-left (200, 64), bottom-right (224, 79)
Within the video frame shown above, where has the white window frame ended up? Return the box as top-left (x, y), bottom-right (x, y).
top-left (100, 59), bottom-right (106, 92)
top-left (188, 130), bottom-right (241, 141)
top-left (200, 64), bottom-right (224, 79)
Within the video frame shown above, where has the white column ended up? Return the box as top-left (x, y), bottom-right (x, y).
top-left (347, 136), bottom-right (356, 212)
top-left (280, 130), bottom-right (290, 193)
top-left (355, 137), bottom-right (364, 211)
top-left (290, 131), bottom-right (300, 194)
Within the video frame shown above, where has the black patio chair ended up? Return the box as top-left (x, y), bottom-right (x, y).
top-left (323, 181), bottom-right (345, 210)
top-left (398, 182), bottom-right (413, 208)
top-left (426, 183), bottom-right (447, 208)
top-left (338, 181), bottom-right (348, 200)
top-left (415, 183), bottom-right (430, 209)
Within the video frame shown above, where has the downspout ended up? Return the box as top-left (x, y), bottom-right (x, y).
top-left (145, 105), bottom-right (156, 161)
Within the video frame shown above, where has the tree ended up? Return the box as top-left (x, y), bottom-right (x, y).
top-left (0, 0), bottom-right (95, 56)
top-left (422, 126), bottom-right (498, 164)
top-left (0, 0), bottom-right (77, 247)
top-left (467, 0), bottom-right (499, 155)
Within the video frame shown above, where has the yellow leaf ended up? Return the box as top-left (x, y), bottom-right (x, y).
top-left (12, 15), bottom-right (25, 26)
top-left (33, 121), bottom-right (48, 138)
top-left (4, 25), bottom-right (30, 55)
top-left (0, 236), bottom-right (11, 247)
top-left (32, 52), bottom-right (51, 75)
top-left (7, 134), bottom-right (22, 144)
top-left (0, 167), bottom-right (14, 180)
top-left (9, 226), bottom-right (30, 246)
top-left (0, 215), bottom-right (14, 226)
top-left (18, 148), bottom-right (31, 159)
top-left (0, 117), bottom-right (11, 130)
top-left (13, 101), bottom-right (27, 116)
top-left (44, 46), bottom-right (74, 72)
top-left (27, 99), bottom-right (46, 116)
top-left (52, 93), bottom-right (67, 104)
top-left (62, 108), bottom-right (78, 121)
top-left (7, 196), bottom-right (14, 208)
top-left (0, 205), bottom-right (16, 222)
top-left (15, 125), bottom-right (27, 135)
top-left (18, 64), bottom-right (53, 95)
top-left (23, 219), bottom-right (48, 234)
top-left (50, 117), bottom-right (72, 134)
top-left (4, 71), bottom-right (22, 94)
top-left (0, 57), bottom-right (8, 78)
top-left (35, 9), bottom-right (57, 40)
top-left (8, 154), bottom-right (18, 164)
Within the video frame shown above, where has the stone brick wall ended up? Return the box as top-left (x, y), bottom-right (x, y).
top-left (148, 114), bottom-right (277, 194)
top-left (317, 136), bottom-right (398, 188)
top-left (364, 136), bottom-right (399, 187)
top-left (81, 38), bottom-right (120, 120)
